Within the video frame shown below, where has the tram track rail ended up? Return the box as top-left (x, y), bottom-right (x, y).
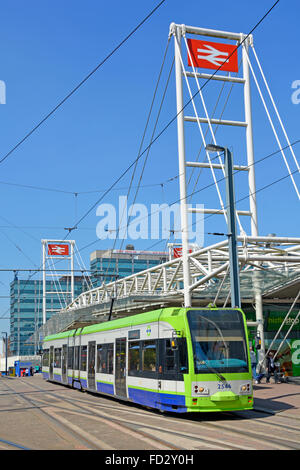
top-left (0, 377), bottom-right (178, 450)
top-left (1, 376), bottom-right (300, 450)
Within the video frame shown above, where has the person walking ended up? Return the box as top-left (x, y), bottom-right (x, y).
top-left (266, 352), bottom-right (279, 383)
top-left (249, 345), bottom-right (257, 381)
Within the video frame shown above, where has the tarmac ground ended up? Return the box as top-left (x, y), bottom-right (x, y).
top-left (0, 374), bottom-right (299, 451)
top-left (252, 376), bottom-right (300, 417)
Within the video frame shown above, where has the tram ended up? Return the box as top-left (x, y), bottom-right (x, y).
top-left (42, 307), bottom-right (253, 413)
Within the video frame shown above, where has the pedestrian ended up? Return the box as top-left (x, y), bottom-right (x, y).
top-left (249, 345), bottom-right (257, 381)
top-left (30, 366), bottom-right (33, 376)
top-left (266, 352), bottom-right (279, 384)
top-left (25, 368), bottom-right (29, 377)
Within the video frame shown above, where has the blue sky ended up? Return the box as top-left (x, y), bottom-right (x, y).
top-left (0, 0), bottom-right (299, 333)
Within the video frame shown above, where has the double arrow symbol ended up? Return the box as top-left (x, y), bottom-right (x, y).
top-left (197, 44), bottom-right (230, 67)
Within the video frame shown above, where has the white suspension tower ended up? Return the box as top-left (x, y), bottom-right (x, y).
top-left (170, 23), bottom-right (264, 353)
top-left (42, 239), bottom-right (75, 325)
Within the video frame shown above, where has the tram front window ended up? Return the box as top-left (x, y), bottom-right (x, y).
top-left (187, 310), bottom-right (249, 374)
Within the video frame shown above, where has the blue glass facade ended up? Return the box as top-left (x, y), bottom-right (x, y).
top-left (9, 249), bottom-right (168, 356)
top-left (10, 277), bottom-right (86, 356)
top-left (90, 249), bottom-right (168, 287)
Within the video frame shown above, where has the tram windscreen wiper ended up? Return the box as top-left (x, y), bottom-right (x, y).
top-left (204, 362), bottom-right (226, 382)
top-left (195, 356), bottom-right (226, 382)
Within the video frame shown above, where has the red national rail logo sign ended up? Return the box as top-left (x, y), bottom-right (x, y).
top-left (48, 244), bottom-right (69, 256)
top-left (173, 247), bottom-right (192, 258)
top-left (187, 38), bottom-right (239, 73)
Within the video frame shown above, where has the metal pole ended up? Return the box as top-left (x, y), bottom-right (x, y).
top-left (42, 240), bottom-right (46, 324)
top-left (173, 24), bottom-right (191, 307)
top-left (224, 148), bottom-right (241, 308)
top-left (206, 144), bottom-right (241, 308)
top-left (242, 36), bottom-right (265, 363)
top-left (2, 332), bottom-right (8, 376)
top-left (70, 242), bottom-right (74, 303)
top-left (242, 37), bottom-right (258, 237)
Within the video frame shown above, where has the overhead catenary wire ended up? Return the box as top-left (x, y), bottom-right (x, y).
top-left (105, 138), bottom-right (300, 242)
top-left (0, 0), bottom-right (167, 166)
top-left (67, 0), bottom-right (282, 235)
top-left (0, 0), bottom-right (282, 324)
top-left (2, 153), bottom-right (297, 323)
top-left (243, 44), bottom-right (300, 200)
top-left (101, 38), bottom-right (174, 282)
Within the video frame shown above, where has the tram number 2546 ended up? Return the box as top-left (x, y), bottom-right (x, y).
top-left (217, 382), bottom-right (232, 390)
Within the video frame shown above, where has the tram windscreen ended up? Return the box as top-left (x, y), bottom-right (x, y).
top-left (187, 310), bottom-right (249, 374)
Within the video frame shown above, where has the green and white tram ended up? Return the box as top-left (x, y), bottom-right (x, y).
top-left (42, 307), bottom-right (253, 413)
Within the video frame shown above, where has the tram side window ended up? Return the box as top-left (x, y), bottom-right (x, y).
top-left (97, 344), bottom-right (113, 374)
top-left (129, 341), bottom-right (140, 375)
top-left (80, 345), bottom-right (87, 371)
top-left (178, 338), bottom-right (188, 373)
top-left (74, 346), bottom-right (80, 370)
top-left (142, 340), bottom-right (157, 372)
top-left (165, 339), bottom-right (176, 373)
top-left (68, 346), bottom-right (74, 369)
top-left (97, 344), bottom-right (105, 373)
top-left (107, 344), bottom-right (114, 374)
top-left (42, 349), bottom-right (49, 367)
top-left (54, 348), bottom-right (61, 368)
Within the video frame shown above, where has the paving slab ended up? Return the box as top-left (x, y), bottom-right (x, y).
top-left (253, 380), bottom-right (300, 417)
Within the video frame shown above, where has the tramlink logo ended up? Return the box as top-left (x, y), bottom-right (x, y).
top-left (146, 326), bottom-right (151, 336)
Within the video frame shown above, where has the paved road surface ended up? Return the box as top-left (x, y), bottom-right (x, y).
top-left (0, 374), bottom-right (299, 452)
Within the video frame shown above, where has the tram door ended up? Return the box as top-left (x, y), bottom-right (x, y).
top-left (49, 346), bottom-right (54, 380)
top-left (88, 341), bottom-right (96, 391)
top-left (62, 345), bottom-right (68, 384)
top-left (115, 338), bottom-right (127, 398)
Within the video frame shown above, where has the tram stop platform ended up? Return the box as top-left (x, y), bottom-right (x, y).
top-left (253, 378), bottom-right (300, 418)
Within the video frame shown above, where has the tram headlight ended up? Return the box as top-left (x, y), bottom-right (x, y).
top-left (193, 383), bottom-right (209, 395)
top-left (240, 382), bottom-right (251, 394)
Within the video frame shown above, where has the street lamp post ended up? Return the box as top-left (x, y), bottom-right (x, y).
top-left (1, 332), bottom-right (8, 376)
top-left (206, 144), bottom-right (241, 308)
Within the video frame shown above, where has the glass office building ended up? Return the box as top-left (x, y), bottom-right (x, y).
top-left (10, 276), bottom-right (87, 356)
top-left (9, 247), bottom-right (168, 356)
top-left (90, 247), bottom-right (168, 287)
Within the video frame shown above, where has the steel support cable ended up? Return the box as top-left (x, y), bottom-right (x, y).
top-left (68, 137), bottom-right (300, 267)
top-left (0, 0), bottom-right (167, 166)
top-left (213, 264), bottom-right (230, 305)
top-left (7, 1), bottom-right (282, 310)
top-left (74, 242), bottom-right (94, 291)
top-left (41, 137), bottom-right (300, 270)
top-left (244, 46), bottom-right (300, 200)
top-left (0, 3), bottom-right (282, 313)
top-left (115, 138), bottom-right (300, 242)
top-left (263, 288), bottom-right (300, 361)
top-left (196, 163), bottom-right (300, 231)
top-left (183, 35), bottom-right (245, 234)
top-left (175, 35), bottom-right (228, 227)
top-left (46, 256), bottom-right (68, 310)
top-left (183, 35), bottom-right (226, 173)
top-left (251, 45), bottom-right (300, 173)
top-left (273, 307), bottom-right (300, 360)
top-left (186, 58), bottom-right (242, 204)
top-left (68, 1), bottom-right (281, 234)
top-left (101, 39), bottom-right (172, 283)
top-left (186, 79), bottom-right (226, 189)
